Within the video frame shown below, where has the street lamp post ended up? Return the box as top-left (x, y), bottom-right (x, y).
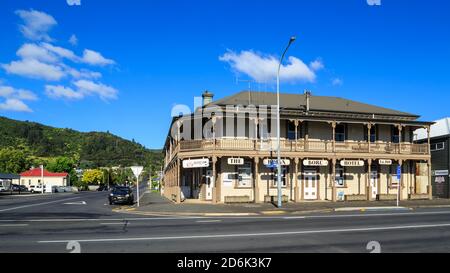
top-left (277, 36), bottom-right (296, 208)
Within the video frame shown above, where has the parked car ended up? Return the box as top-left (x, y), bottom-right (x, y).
top-left (30, 185), bottom-right (47, 193)
top-left (11, 184), bottom-right (28, 192)
top-left (109, 186), bottom-right (134, 205)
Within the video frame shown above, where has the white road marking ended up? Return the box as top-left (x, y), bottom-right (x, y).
top-left (100, 223), bottom-right (128, 225)
top-left (63, 201), bottom-right (87, 205)
top-left (0, 224), bottom-right (29, 227)
top-left (38, 222), bottom-right (450, 244)
top-left (3, 209), bottom-right (450, 223)
top-left (0, 197), bottom-right (81, 212)
top-left (196, 220), bottom-right (222, 223)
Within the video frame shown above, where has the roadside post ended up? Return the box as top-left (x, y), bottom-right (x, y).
top-left (397, 165), bottom-right (402, 207)
top-left (130, 166), bottom-right (144, 207)
top-left (40, 165), bottom-right (44, 195)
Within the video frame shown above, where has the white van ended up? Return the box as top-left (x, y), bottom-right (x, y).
top-left (30, 185), bottom-right (47, 193)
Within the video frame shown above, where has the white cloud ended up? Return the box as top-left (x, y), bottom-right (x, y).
top-left (73, 80), bottom-right (118, 100)
top-left (45, 85), bottom-right (84, 100)
top-left (41, 43), bottom-right (78, 62)
top-left (67, 0), bottom-right (81, 6)
top-left (82, 49), bottom-right (115, 66)
top-left (0, 99), bottom-right (33, 112)
top-left (219, 50), bottom-right (316, 83)
top-left (16, 43), bottom-right (58, 63)
top-left (69, 34), bottom-right (78, 46)
top-left (0, 85), bottom-right (37, 112)
top-left (2, 58), bottom-right (65, 81)
top-left (332, 78), bottom-right (343, 86)
top-left (310, 59), bottom-right (324, 71)
top-left (15, 9), bottom-right (57, 42)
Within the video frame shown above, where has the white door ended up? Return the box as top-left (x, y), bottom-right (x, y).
top-left (205, 170), bottom-right (214, 201)
top-left (304, 171), bottom-right (318, 200)
top-left (370, 171), bottom-right (378, 199)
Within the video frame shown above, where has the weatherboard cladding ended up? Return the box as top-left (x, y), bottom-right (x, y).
top-left (209, 91), bottom-right (418, 118)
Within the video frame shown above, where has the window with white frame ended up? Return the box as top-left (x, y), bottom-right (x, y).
top-left (431, 142), bottom-right (445, 152)
top-left (335, 165), bottom-right (345, 187)
top-left (237, 162), bottom-right (252, 188)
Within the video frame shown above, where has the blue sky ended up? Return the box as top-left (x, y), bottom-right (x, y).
top-left (0, 0), bottom-right (449, 149)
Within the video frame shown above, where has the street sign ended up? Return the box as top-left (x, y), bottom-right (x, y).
top-left (396, 165), bottom-right (402, 180)
top-left (130, 166), bottom-right (144, 178)
top-left (130, 166), bottom-right (144, 207)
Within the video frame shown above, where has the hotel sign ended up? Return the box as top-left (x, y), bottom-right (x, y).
top-left (303, 159), bottom-right (329, 167)
top-left (183, 159), bottom-right (209, 169)
top-left (228, 158), bottom-right (244, 165)
top-left (378, 159), bottom-right (393, 166)
top-left (263, 159), bottom-right (291, 166)
top-left (340, 160), bottom-right (365, 167)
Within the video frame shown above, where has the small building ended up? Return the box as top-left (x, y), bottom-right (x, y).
top-left (20, 169), bottom-right (68, 193)
top-left (416, 118), bottom-right (450, 198)
top-left (0, 173), bottom-right (20, 191)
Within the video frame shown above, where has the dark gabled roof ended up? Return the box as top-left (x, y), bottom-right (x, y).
top-left (209, 91), bottom-right (418, 118)
top-left (0, 173), bottom-right (20, 180)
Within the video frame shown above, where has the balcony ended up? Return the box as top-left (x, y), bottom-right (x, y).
top-left (175, 138), bottom-right (429, 156)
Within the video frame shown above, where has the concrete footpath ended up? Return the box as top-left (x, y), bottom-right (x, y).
top-left (113, 191), bottom-right (450, 216)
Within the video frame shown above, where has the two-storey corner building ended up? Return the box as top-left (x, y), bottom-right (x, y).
top-left (162, 90), bottom-right (434, 204)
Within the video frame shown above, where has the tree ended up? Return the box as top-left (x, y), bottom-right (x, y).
top-left (0, 148), bottom-right (32, 174)
top-left (82, 169), bottom-right (103, 185)
top-left (47, 156), bottom-right (76, 173)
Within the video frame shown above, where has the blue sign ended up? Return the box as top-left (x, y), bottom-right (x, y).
top-left (266, 162), bottom-right (278, 169)
top-left (396, 165), bottom-right (402, 180)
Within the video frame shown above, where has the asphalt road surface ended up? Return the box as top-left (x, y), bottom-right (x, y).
top-left (2, 187), bottom-right (450, 253)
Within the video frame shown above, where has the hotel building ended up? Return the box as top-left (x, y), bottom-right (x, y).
top-left (162, 90), bottom-right (433, 204)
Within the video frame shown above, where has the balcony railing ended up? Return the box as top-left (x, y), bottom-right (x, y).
top-left (176, 138), bottom-right (429, 156)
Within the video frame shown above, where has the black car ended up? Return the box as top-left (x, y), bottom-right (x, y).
top-left (109, 187), bottom-right (134, 205)
top-left (11, 184), bottom-right (28, 192)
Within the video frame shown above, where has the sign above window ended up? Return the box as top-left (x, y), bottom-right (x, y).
top-left (263, 159), bottom-right (291, 167)
top-left (183, 159), bottom-right (209, 169)
top-left (378, 159), bottom-right (393, 166)
top-left (340, 160), bottom-right (365, 167)
top-left (227, 158), bottom-right (244, 165)
top-left (303, 159), bottom-right (329, 167)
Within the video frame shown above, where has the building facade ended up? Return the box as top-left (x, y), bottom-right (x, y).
top-left (416, 118), bottom-right (450, 199)
top-left (0, 173), bottom-right (20, 191)
top-left (163, 91), bottom-right (433, 204)
top-left (20, 168), bottom-right (68, 193)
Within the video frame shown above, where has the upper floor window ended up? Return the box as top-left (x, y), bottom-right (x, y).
top-left (335, 124), bottom-right (346, 142)
top-left (287, 122), bottom-right (297, 140)
top-left (364, 126), bottom-right (377, 143)
top-left (431, 142), bottom-right (445, 152)
top-left (391, 126), bottom-right (400, 143)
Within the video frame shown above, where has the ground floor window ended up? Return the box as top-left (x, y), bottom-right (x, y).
top-left (237, 162), bottom-right (252, 188)
top-left (335, 165), bottom-right (345, 187)
top-left (272, 166), bottom-right (288, 188)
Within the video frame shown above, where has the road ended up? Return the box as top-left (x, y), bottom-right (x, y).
top-left (2, 186), bottom-right (450, 253)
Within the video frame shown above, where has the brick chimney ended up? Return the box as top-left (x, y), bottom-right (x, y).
top-left (202, 90), bottom-right (214, 106)
top-left (305, 90), bottom-right (312, 112)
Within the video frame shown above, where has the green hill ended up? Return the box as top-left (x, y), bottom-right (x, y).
top-left (0, 116), bottom-right (163, 170)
